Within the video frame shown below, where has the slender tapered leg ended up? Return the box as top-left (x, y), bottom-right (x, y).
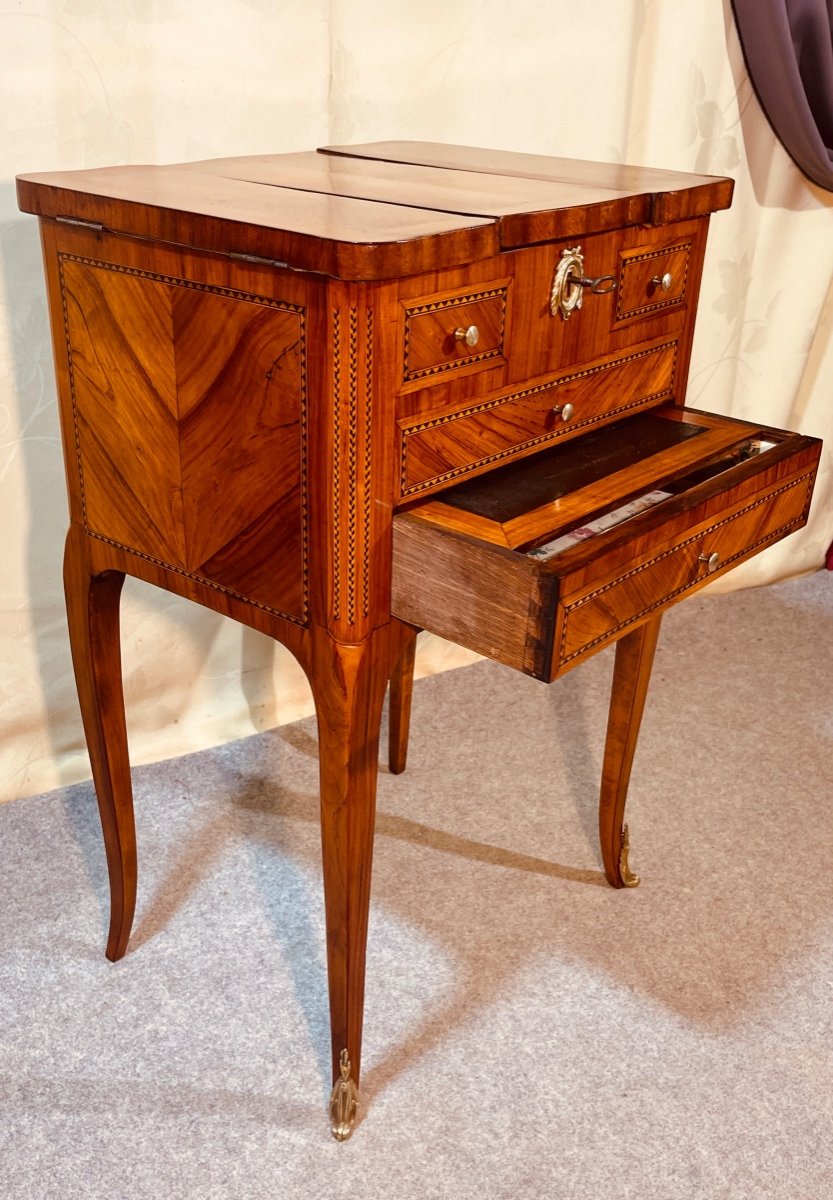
top-left (599, 615), bottom-right (662, 889)
top-left (388, 627), bottom-right (418, 775)
top-left (309, 625), bottom-right (389, 1140)
top-left (63, 524), bottom-right (136, 960)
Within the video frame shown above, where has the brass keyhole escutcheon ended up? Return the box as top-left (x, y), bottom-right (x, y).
top-left (551, 247), bottom-right (617, 320)
top-left (550, 247), bottom-right (585, 320)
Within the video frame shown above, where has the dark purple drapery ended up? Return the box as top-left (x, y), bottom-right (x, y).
top-left (732, 0), bottom-right (833, 190)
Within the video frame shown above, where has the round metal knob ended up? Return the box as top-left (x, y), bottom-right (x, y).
top-left (453, 324), bottom-right (480, 347)
top-left (551, 402), bottom-right (574, 422)
top-left (698, 551), bottom-right (720, 573)
top-left (652, 272), bottom-right (673, 292)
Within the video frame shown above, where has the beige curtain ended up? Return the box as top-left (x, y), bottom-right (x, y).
top-left (1, 0), bottom-right (831, 803)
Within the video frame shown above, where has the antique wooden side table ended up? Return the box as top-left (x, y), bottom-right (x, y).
top-left (17, 143), bottom-right (821, 1139)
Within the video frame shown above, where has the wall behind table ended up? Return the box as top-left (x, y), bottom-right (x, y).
top-left (1, 0), bottom-right (830, 802)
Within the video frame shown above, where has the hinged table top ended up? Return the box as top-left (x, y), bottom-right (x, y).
top-left (17, 140), bottom-right (733, 281)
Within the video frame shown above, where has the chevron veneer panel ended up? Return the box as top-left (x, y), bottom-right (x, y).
top-left (60, 256), bottom-right (307, 623)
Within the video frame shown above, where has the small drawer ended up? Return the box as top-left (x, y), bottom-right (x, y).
top-left (392, 407), bottom-right (821, 681)
top-left (615, 240), bottom-right (691, 322)
top-left (398, 337), bottom-right (679, 498)
top-left (401, 280), bottom-right (509, 388)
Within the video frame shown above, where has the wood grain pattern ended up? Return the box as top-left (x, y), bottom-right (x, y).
top-left (181, 150), bottom-right (646, 230)
top-left (61, 256), bottom-right (185, 565)
top-left (391, 513), bottom-right (555, 679)
top-left (58, 250), bottom-right (308, 623)
top-left (321, 141), bottom-right (735, 233)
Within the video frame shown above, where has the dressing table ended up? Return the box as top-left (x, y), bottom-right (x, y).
top-left (17, 142), bottom-right (821, 1139)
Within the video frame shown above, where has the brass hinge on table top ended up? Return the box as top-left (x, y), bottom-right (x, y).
top-left (54, 217), bottom-right (291, 273)
top-left (227, 250), bottom-right (289, 270)
top-left (56, 215), bottom-right (104, 232)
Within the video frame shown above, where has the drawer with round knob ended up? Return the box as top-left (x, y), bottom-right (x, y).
top-left (400, 279), bottom-right (510, 388)
top-left (614, 239), bottom-right (692, 322)
top-left (392, 407), bottom-right (821, 681)
top-left (397, 336), bottom-right (678, 498)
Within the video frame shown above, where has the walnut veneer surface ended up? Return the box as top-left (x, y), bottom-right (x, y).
top-left (17, 142), bottom-right (819, 1140)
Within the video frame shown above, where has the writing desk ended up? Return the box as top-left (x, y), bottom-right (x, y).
top-left (17, 143), bottom-right (820, 1139)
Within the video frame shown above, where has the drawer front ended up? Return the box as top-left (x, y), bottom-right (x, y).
top-left (615, 240), bottom-right (691, 322)
top-left (556, 468), bottom-right (816, 670)
top-left (402, 282), bottom-right (509, 387)
top-left (508, 219), bottom-right (705, 383)
top-left (399, 339), bottom-right (678, 497)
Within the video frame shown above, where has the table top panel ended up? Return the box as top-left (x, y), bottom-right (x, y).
top-left (16, 164), bottom-right (499, 280)
top-left (17, 142), bottom-right (734, 280)
top-left (179, 150), bottom-right (644, 215)
top-left (321, 140), bottom-right (735, 225)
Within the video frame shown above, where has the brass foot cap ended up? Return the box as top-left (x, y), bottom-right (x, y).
top-left (619, 823), bottom-right (641, 888)
top-left (329, 1049), bottom-right (359, 1141)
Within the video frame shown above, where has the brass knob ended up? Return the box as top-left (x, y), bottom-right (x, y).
top-left (698, 551), bottom-right (720, 573)
top-left (454, 324), bottom-right (479, 347)
top-left (551, 403), bottom-right (574, 422)
top-left (652, 272), bottom-right (673, 292)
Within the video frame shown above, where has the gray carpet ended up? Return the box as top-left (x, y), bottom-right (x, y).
top-left (2, 571), bottom-right (832, 1199)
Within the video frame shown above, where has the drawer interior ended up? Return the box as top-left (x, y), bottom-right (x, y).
top-left (392, 406), bottom-right (821, 681)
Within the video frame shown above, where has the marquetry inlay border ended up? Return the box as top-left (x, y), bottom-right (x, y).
top-left (332, 307), bottom-right (344, 624)
top-left (399, 340), bottom-right (678, 497)
top-left (616, 241), bottom-right (692, 321)
top-left (361, 308), bottom-right (373, 622)
top-left (402, 284), bottom-right (508, 384)
top-left (331, 305), bottom-right (373, 628)
top-left (58, 253), bottom-right (310, 627)
top-left (558, 471), bottom-right (815, 666)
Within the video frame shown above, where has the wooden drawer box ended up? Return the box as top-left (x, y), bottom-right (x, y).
top-left (392, 407), bottom-right (821, 681)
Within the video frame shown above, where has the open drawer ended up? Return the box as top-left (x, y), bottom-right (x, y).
top-left (391, 406), bottom-right (821, 681)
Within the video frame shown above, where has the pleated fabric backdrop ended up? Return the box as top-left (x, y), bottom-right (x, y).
top-left (1, 0), bottom-right (831, 802)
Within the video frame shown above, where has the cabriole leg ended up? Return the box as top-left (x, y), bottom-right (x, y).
top-left (388, 627), bottom-right (418, 775)
top-left (63, 524), bottom-right (136, 960)
top-left (599, 615), bottom-right (662, 889)
top-left (309, 626), bottom-right (389, 1140)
